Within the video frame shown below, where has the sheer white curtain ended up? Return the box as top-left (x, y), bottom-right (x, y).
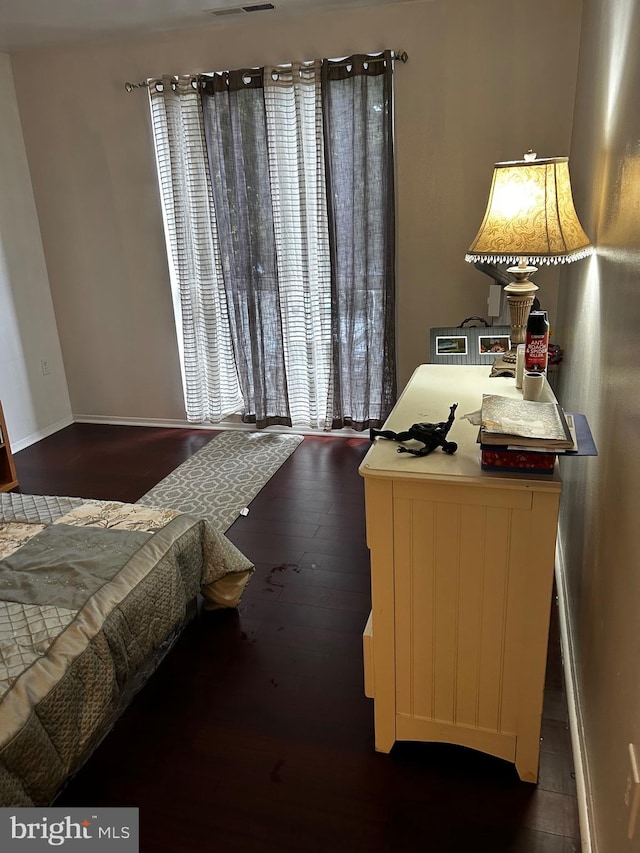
top-left (149, 76), bottom-right (243, 423)
top-left (263, 61), bottom-right (333, 428)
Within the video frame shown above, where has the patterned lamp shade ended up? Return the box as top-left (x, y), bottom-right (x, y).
top-left (465, 156), bottom-right (592, 266)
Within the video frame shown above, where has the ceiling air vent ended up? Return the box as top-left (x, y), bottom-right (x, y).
top-left (210, 7), bottom-right (245, 15)
top-left (209, 3), bottom-right (275, 15)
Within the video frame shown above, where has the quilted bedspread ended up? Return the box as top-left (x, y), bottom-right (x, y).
top-left (0, 494), bottom-right (254, 806)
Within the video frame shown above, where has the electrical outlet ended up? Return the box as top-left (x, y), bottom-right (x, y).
top-left (41, 359), bottom-right (51, 376)
top-left (627, 743), bottom-right (640, 839)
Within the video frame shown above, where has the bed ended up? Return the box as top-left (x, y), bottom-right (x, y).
top-left (0, 493), bottom-right (253, 807)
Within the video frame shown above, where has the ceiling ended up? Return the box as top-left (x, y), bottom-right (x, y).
top-left (0, 0), bottom-right (415, 54)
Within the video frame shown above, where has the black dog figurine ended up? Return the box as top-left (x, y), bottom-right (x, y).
top-left (370, 403), bottom-right (458, 457)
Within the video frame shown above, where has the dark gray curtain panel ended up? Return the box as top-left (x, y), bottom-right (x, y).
top-left (201, 71), bottom-right (292, 429)
top-left (322, 51), bottom-right (397, 430)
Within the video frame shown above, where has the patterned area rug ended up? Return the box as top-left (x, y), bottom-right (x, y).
top-left (136, 431), bottom-right (303, 531)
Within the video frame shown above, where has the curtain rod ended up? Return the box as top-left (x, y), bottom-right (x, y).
top-left (124, 49), bottom-right (408, 92)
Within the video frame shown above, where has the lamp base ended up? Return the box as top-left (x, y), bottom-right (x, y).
top-left (504, 264), bottom-right (539, 360)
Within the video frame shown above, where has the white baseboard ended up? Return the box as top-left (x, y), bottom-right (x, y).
top-left (72, 413), bottom-right (361, 437)
top-left (11, 415), bottom-right (75, 452)
top-left (555, 530), bottom-right (596, 853)
top-left (73, 414), bottom-right (242, 431)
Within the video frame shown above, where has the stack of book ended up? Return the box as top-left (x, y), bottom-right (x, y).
top-left (479, 395), bottom-right (575, 474)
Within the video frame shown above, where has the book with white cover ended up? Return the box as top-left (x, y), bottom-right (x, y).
top-left (480, 395), bottom-right (574, 449)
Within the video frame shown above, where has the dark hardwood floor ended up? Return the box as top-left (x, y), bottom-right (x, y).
top-left (12, 424), bottom-right (580, 852)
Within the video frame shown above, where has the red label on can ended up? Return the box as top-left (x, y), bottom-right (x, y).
top-left (525, 334), bottom-right (548, 372)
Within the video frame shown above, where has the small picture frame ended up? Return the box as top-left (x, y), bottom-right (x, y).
top-left (478, 334), bottom-right (510, 356)
top-left (429, 325), bottom-right (511, 365)
top-left (435, 335), bottom-right (468, 356)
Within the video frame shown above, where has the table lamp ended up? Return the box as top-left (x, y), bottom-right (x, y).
top-left (465, 152), bottom-right (592, 364)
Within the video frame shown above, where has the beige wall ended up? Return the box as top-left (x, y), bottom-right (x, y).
top-left (556, 0), bottom-right (640, 850)
top-left (9, 0), bottom-right (582, 421)
top-left (0, 54), bottom-right (71, 449)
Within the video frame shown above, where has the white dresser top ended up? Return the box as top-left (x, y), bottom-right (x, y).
top-left (359, 364), bottom-right (561, 491)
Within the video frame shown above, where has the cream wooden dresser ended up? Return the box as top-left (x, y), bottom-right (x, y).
top-left (360, 364), bottom-right (561, 783)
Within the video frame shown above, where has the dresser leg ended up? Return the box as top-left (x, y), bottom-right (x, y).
top-left (515, 736), bottom-right (541, 783)
top-left (373, 718), bottom-right (395, 754)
